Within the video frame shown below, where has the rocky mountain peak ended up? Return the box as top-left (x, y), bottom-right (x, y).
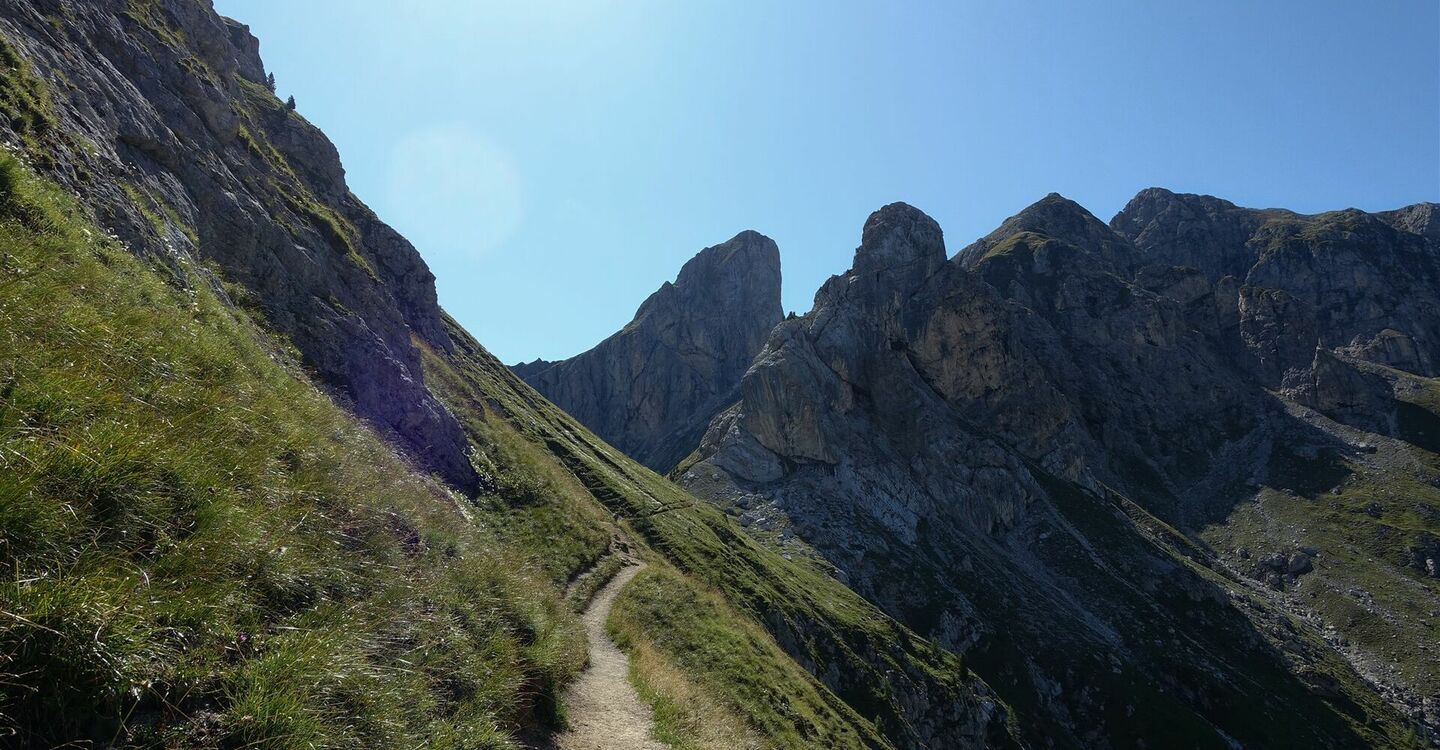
top-left (1008, 191), bottom-right (1109, 232)
top-left (642, 229), bottom-right (781, 324)
top-left (686, 190), bottom-right (1440, 746)
top-left (0, 0), bottom-right (478, 491)
top-left (853, 201), bottom-right (946, 280)
top-left (1114, 186), bottom-right (1245, 224)
top-left (514, 231), bottom-right (783, 472)
top-left (1111, 188), bottom-right (1289, 280)
top-left (958, 191), bottom-right (1137, 274)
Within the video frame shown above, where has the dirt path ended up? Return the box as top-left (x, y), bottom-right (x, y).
top-left (552, 562), bottom-right (666, 750)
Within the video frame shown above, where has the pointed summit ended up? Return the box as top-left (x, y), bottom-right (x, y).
top-left (958, 192), bottom-right (1136, 273)
top-left (638, 230), bottom-right (782, 328)
top-left (854, 202), bottom-right (947, 279)
top-left (514, 231), bottom-right (783, 472)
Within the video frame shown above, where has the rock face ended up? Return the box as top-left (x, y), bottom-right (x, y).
top-left (514, 231), bottom-right (782, 472)
top-left (1113, 188), bottom-right (1440, 380)
top-left (0, 0), bottom-right (477, 491)
top-left (684, 195), bottom-right (1440, 746)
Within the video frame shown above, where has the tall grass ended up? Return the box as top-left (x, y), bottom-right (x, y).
top-left (609, 567), bottom-right (888, 750)
top-left (0, 151), bottom-right (584, 748)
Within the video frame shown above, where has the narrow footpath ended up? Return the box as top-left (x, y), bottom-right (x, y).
top-left (552, 562), bottom-right (666, 750)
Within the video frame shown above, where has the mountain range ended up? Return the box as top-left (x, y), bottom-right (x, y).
top-left (518, 191), bottom-right (1440, 747)
top-left (1, 1), bottom-right (1435, 748)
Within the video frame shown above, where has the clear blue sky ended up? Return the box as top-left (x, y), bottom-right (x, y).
top-left (213, 0), bottom-right (1440, 364)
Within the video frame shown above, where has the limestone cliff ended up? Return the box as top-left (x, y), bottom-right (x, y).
top-left (0, 0), bottom-right (477, 490)
top-left (684, 196), bottom-right (1440, 747)
top-left (514, 230), bottom-right (782, 472)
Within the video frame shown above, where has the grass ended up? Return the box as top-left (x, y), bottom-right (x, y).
top-left (119, 181), bottom-right (197, 246)
top-left (1032, 471), bottom-right (1429, 749)
top-left (0, 38), bottom-right (61, 167)
top-left (0, 151), bottom-right (585, 748)
top-left (972, 230), bottom-right (1077, 300)
top-left (1200, 449), bottom-right (1440, 705)
top-left (420, 315), bottom-right (1021, 750)
top-left (610, 567), bottom-right (888, 750)
top-left (122, 0), bottom-right (186, 49)
top-left (624, 636), bottom-right (768, 750)
top-left (1, 21), bottom-right (1014, 746)
top-left (229, 77), bottom-right (380, 281)
top-left (566, 552), bottom-right (624, 612)
top-left (416, 339), bottom-right (614, 587)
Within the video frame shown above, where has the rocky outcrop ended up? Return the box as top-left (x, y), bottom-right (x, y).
top-left (0, 0), bottom-right (477, 490)
top-left (683, 195), bottom-right (1440, 746)
top-left (514, 230), bottom-right (782, 472)
top-left (1115, 189), bottom-right (1440, 380)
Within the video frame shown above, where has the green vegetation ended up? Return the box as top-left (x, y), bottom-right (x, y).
top-left (421, 316), bottom-right (1017, 750)
top-left (566, 552), bottom-right (624, 612)
top-left (979, 230), bottom-right (1047, 263)
top-left (119, 181), bottom-right (198, 245)
top-left (611, 567), bottom-right (888, 750)
top-left (974, 230), bottom-right (1078, 298)
top-left (277, 185), bottom-right (377, 279)
top-left (0, 23), bottom-right (1011, 747)
top-left (623, 632), bottom-right (767, 750)
top-left (1033, 471), bottom-right (1429, 749)
top-left (0, 38), bottom-right (59, 165)
top-left (0, 152), bottom-right (584, 748)
top-left (231, 77), bottom-right (379, 281)
top-left (1201, 449), bottom-right (1440, 708)
top-left (416, 340), bottom-right (614, 587)
top-left (123, 0), bottom-right (186, 49)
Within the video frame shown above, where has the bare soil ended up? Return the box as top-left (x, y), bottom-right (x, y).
top-left (551, 562), bottom-right (666, 750)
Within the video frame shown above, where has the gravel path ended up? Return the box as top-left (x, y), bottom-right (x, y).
top-left (552, 563), bottom-right (666, 750)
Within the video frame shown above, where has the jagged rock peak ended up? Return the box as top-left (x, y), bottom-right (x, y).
top-left (632, 229), bottom-right (781, 337)
top-left (1001, 192), bottom-right (1120, 247)
top-left (1111, 189), bottom-right (1297, 281)
top-left (853, 201), bottom-right (946, 279)
top-left (662, 229), bottom-right (781, 308)
top-left (513, 230), bottom-right (783, 473)
top-left (957, 192), bottom-right (1134, 273)
top-left (0, 0), bottom-right (477, 491)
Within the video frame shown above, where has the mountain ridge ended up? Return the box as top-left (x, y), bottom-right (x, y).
top-left (512, 228), bottom-right (783, 473)
top-left (679, 192), bottom-right (1439, 746)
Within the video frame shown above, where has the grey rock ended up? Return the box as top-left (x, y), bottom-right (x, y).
top-left (0, 0), bottom-right (478, 491)
top-left (685, 194), bottom-right (1440, 746)
top-left (1114, 191), bottom-right (1440, 380)
top-left (513, 230), bottom-right (782, 473)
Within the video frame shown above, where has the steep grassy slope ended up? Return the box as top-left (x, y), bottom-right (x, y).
top-left (0, 143), bottom-right (1013, 750)
top-left (0, 153), bottom-right (585, 748)
top-left (421, 321), bottom-right (1020, 750)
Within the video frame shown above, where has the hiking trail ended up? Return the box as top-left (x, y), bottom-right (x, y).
top-left (552, 561), bottom-right (665, 750)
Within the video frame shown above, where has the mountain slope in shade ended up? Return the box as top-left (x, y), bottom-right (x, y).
top-left (513, 230), bottom-right (783, 473)
top-left (683, 197), bottom-right (1439, 748)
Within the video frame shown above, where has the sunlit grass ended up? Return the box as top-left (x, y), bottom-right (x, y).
top-left (0, 151), bottom-right (584, 748)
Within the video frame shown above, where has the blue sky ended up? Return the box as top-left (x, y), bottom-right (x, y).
top-left (213, 0), bottom-right (1440, 364)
